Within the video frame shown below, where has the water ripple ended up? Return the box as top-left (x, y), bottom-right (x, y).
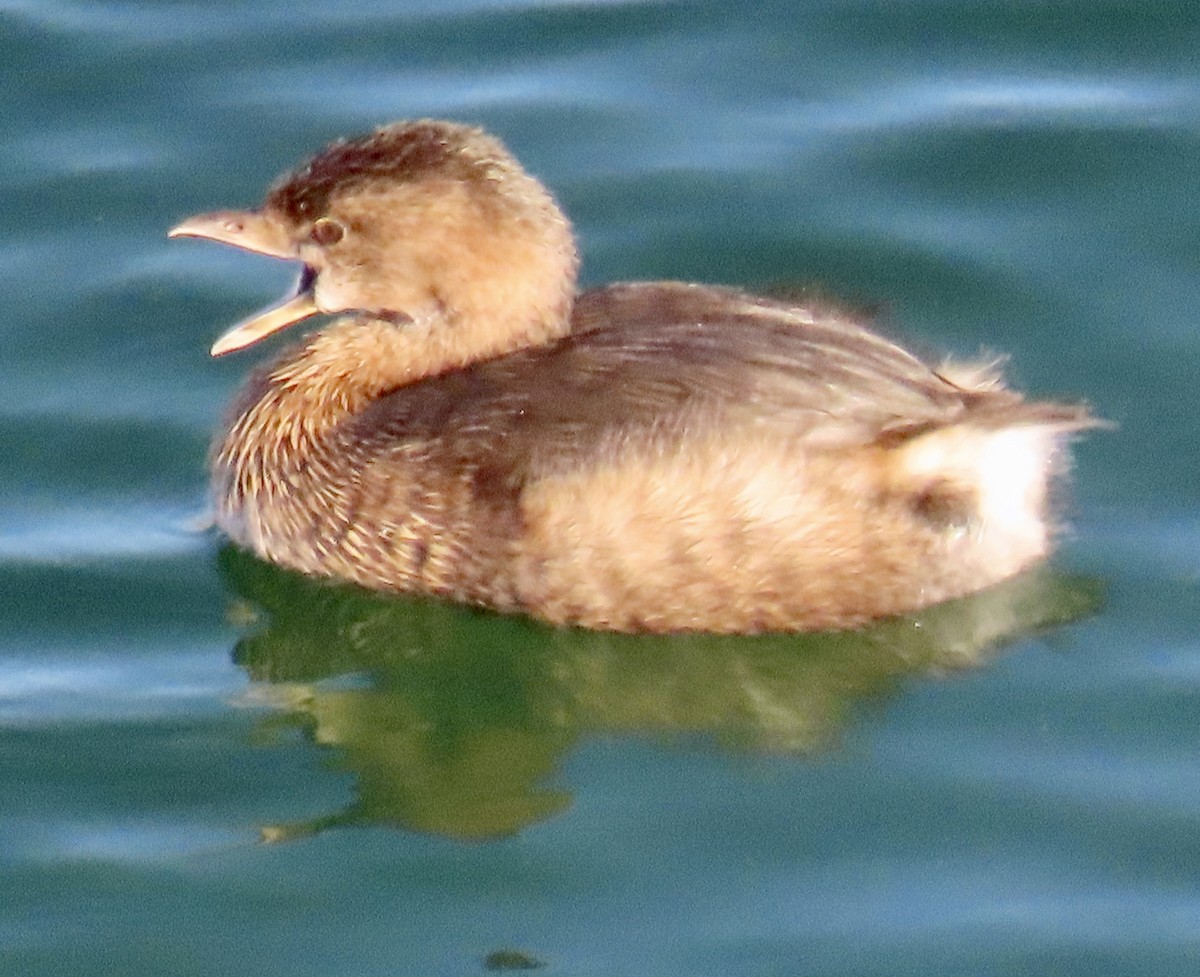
top-left (0, 507), bottom-right (208, 563)
top-left (778, 75), bottom-right (1199, 136)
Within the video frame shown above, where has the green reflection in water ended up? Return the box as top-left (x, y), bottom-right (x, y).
top-left (219, 547), bottom-right (1100, 843)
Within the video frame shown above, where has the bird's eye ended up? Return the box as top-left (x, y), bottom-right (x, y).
top-left (310, 217), bottom-right (345, 246)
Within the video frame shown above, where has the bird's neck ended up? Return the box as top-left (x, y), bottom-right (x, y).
top-left (265, 299), bottom-right (572, 416)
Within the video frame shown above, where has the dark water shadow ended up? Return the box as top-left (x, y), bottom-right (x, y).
top-left (218, 546), bottom-right (1101, 842)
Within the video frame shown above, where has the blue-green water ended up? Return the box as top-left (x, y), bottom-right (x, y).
top-left (4, 2), bottom-right (1199, 975)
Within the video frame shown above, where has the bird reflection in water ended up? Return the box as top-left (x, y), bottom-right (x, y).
top-left (220, 547), bottom-right (1100, 842)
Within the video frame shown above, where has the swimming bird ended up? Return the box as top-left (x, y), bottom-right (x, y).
top-left (170, 119), bottom-right (1096, 633)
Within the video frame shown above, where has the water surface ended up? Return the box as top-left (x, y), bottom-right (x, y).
top-left (4, 2), bottom-right (1199, 975)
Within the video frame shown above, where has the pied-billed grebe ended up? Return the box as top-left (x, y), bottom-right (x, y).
top-left (170, 119), bottom-right (1097, 633)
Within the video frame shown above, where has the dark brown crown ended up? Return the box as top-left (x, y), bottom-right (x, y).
top-left (266, 120), bottom-right (512, 223)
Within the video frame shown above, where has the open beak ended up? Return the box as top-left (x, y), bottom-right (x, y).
top-left (169, 209), bottom-right (321, 357)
